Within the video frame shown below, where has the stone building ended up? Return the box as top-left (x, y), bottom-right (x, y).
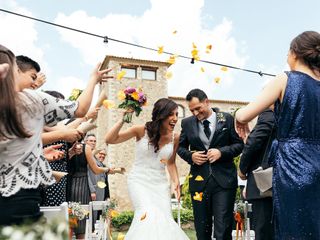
top-left (94, 56), bottom-right (248, 210)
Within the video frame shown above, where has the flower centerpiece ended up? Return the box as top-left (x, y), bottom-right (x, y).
top-left (68, 202), bottom-right (88, 231)
top-left (118, 87), bottom-right (147, 123)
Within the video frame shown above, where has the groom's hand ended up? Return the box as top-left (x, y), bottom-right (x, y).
top-left (191, 151), bottom-right (208, 165)
top-left (207, 148), bottom-right (221, 163)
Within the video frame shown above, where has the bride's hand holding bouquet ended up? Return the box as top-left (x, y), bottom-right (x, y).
top-left (118, 87), bottom-right (147, 123)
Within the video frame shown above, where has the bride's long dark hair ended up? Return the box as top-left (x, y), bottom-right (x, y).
top-left (145, 98), bottom-right (178, 153)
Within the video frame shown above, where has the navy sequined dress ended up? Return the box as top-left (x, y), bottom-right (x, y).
top-left (270, 71), bottom-right (320, 239)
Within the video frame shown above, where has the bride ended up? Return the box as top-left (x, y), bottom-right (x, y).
top-left (105, 98), bottom-right (189, 239)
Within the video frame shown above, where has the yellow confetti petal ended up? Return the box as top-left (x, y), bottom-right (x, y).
top-left (192, 42), bottom-right (197, 49)
top-left (117, 90), bottom-right (126, 100)
top-left (165, 71), bottom-right (173, 79)
top-left (191, 49), bottom-right (199, 57)
top-left (140, 212), bottom-right (147, 221)
top-left (172, 30), bottom-right (177, 34)
top-left (195, 175), bottom-right (204, 181)
top-left (221, 66), bottom-right (228, 72)
top-left (214, 77), bottom-right (221, 84)
top-left (167, 55), bottom-right (176, 64)
top-left (97, 181), bottom-right (106, 189)
top-left (103, 100), bottom-right (115, 109)
top-left (186, 174), bottom-right (193, 179)
top-left (117, 70), bottom-right (126, 80)
top-left (160, 159), bottom-right (168, 164)
top-left (117, 233), bottom-right (125, 240)
top-left (200, 67), bottom-right (205, 73)
top-left (193, 192), bottom-right (203, 201)
top-left (158, 46), bottom-right (164, 54)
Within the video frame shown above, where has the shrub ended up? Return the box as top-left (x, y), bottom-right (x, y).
top-left (111, 208), bottom-right (194, 228)
top-left (181, 177), bottom-right (192, 209)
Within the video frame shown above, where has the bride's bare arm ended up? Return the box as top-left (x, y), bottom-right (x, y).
top-left (105, 119), bottom-right (144, 144)
top-left (167, 133), bottom-right (181, 200)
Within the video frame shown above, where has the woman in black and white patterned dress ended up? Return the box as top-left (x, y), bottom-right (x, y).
top-left (0, 45), bottom-right (111, 225)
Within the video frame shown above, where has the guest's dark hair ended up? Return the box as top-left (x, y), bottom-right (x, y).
top-left (186, 88), bottom-right (208, 102)
top-left (145, 98), bottom-right (178, 152)
top-left (290, 31), bottom-right (320, 73)
top-left (44, 90), bottom-right (65, 100)
top-left (16, 55), bottom-right (40, 73)
top-left (0, 45), bottom-right (31, 139)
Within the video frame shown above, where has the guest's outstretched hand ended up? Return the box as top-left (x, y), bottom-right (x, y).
top-left (91, 63), bottom-right (113, 84)
top-left (234, 119), bottom-right (250, 142)
top-left (44, 144), bottom-right (65, 162)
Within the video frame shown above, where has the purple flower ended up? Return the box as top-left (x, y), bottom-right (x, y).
top-left (124, 87), bottom-right (136, 94)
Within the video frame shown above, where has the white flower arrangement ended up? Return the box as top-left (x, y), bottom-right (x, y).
top-left (0, 217), bottom-right (68, 240)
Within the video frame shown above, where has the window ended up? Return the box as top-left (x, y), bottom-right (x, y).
top-left (141, 68), bottom-right (156, 80)
top-left (178, 105), bottom-right (185, 118)
top-left (121, 66), bottom-right (137, 78)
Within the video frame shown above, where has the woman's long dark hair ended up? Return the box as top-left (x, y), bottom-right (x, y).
top-left (290, 31), bottom-right (320, 74)
top-left (0, 45), bottom-right (31, 139)
top-left (145, 98), bottom-right (178, 152)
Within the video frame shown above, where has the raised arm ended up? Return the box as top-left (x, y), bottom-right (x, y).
top-left (85, 145), bottom-right (109, 175)
top-left (236, 73), bottom-right (287, 123)
top-left (104, 117), bottom-right (144, 144)
top-left (75, 64), bottom-right (112, 117)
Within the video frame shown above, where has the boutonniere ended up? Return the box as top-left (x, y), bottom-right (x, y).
top-left (217, 112), bottom-right (226, 123)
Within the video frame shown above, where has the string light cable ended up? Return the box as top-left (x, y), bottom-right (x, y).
top-left (0, 8), bottom-right (276, 77)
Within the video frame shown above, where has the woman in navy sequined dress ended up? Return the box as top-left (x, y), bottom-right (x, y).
top-left (235, 31), bottom-right (320, 239)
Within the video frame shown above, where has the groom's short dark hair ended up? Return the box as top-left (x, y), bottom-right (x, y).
top-left (186, 88), bottom-right (208, 102)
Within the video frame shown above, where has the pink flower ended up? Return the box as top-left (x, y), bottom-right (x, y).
top-left (124, 87), bottom-right (136, 94)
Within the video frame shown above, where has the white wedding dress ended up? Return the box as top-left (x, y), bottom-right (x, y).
top-left (125, 133), bottom-right (189, 240)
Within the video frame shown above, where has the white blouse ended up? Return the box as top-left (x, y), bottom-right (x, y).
top-left (0, 89), bottom-right (79, 197)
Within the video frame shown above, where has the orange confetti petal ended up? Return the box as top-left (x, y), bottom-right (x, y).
top-left (206, 44), bottom-right (212, 50)
top-left (214, 77), bottom-right (221, 84)
top-left (140, 212), bottom-right (147, 221)
top-left (103, 100), bottom-right (115, 109)
top-left (117, 70), bottom-right (126, 80)
top-left (221, 66), bottom-right (228, 72)
top-left (193, 192), bottom-right (203, 201)
top-left (165, 71), bottom-right (173, 79)
top-left (195, 175), bottom-right (204, 181)
top-left (172, 30), bottom-right (177, 34)
top-left (158, 46), bottom-right (164, 54)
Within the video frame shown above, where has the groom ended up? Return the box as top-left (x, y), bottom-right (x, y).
top-left (178, 89), bottom-right (243, 240)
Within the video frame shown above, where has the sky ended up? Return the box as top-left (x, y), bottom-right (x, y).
top-left (0, 0), bottom-right (319, 102)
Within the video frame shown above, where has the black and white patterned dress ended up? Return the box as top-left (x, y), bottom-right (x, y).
top-left (41, 140), bottom-right (68, 206)
top-left (0, 90), bottom-right (78, 225)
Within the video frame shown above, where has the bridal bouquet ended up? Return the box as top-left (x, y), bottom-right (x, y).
top-left (118, 87), bottom-right (147, 123)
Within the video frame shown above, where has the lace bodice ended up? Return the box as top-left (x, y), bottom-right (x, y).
top-left (129, 133), bottom-right (174, 180)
